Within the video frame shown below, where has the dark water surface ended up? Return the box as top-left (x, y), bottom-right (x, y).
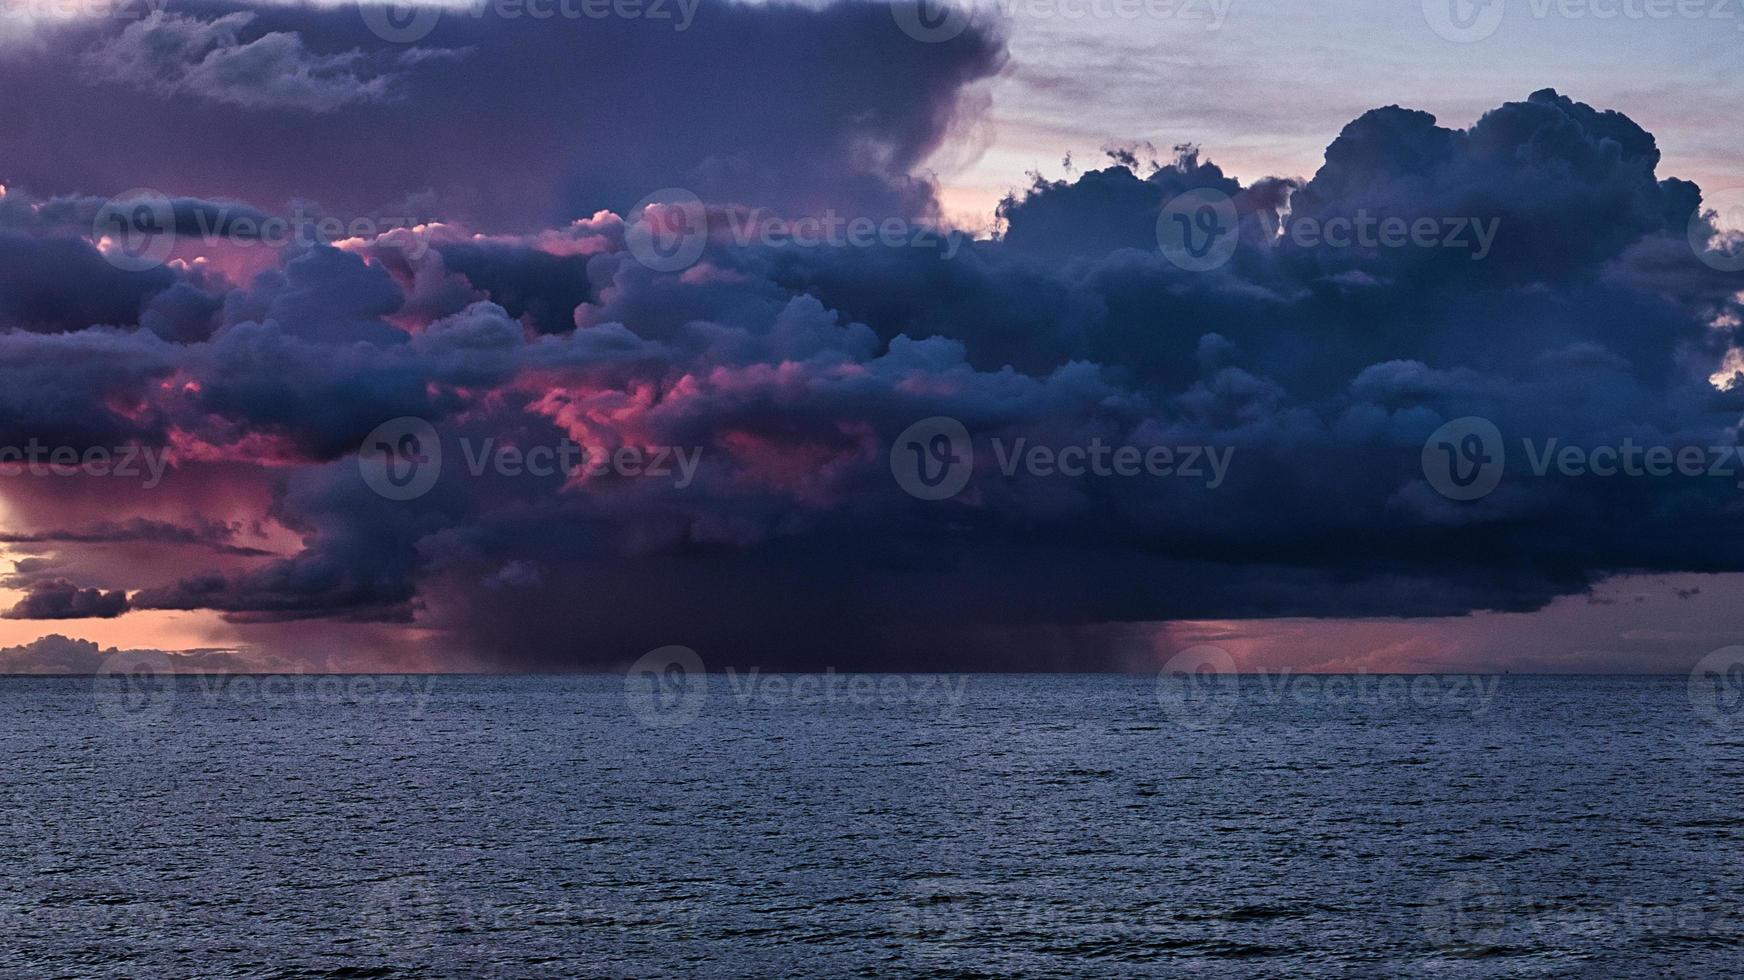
top-left (2, 674), bottom-right (1742, 977)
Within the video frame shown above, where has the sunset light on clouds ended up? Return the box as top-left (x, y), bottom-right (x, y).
top-left (13, 1), bottom-right (1744, 974)
top-left (0, 0), bottom-right (1742, 676)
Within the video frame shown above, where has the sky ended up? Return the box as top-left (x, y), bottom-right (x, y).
top-left (0, 0), bottom-right (1741, 673)
top-left (942, 0), bottom-right (1744, 229)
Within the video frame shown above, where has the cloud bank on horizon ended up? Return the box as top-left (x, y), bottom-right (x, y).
top-left (0, 0), bottom-right (1741, 670)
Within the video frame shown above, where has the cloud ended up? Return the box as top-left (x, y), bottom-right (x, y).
top-left (0, 634), bottom-right (254, 673)
top-left (79, 12), bottom-right (431, 112)
top-left (3, 580), bottom-right (130, 619)
top-left (2, 26), bottom-right (1742, 672)
top-left (0, 518), bottom-right (275, 557)
top-left (1, 0), bottom-right (1006, 228)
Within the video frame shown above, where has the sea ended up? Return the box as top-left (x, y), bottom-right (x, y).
top-left (2, 672), bottom-right (1741, 977)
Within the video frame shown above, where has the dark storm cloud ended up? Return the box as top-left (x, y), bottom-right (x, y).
top-left (0, 188), bottom-right (263, 334)
top-left (399, 90), bottom-right (1744, 666)
top-left (416, 242), bottom-right (596, 335)
top-left (0, 233), bottom-right (175, 332)
top-left (177, 254), bottom-right (667, 459)
top-left (2, 579), bottom-right (130, 619)
top-left (0, 0), bottom-right (1005, 228)
top-left (129, 456), bottom-right (470, 622)
top-left (0, 325), bottom-right (182, 448)
top-left (996, 146), bottom-right (1288, 261)
top-left (2, 4), bottom-right (1741, 677)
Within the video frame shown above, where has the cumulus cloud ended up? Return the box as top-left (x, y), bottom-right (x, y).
top-left (79, 12), bottom-right (428, 112)
top-left (2, 0), bottom-right (1005, 227)
top-left (0, 634), bottom-right (254, 673)
top-left (3, 579), bottom-right (130, 619)
top-left (1, 0), bottom-right (1740, 675)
